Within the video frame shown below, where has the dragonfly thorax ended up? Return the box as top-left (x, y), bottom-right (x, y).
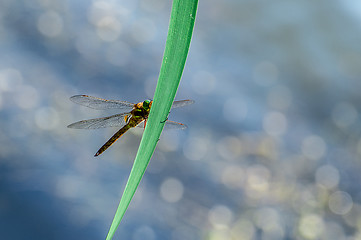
top-left (131, 100), bottom-right (152, 119)
top-left (133, 109), bottom-right (144, 117)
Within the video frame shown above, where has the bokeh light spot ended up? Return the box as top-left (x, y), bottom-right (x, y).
top-left (208, 205), bottom-right (233, 228)
top-left (131, 18), bottom-right (156, 44)
top-left (0, 68), bottom-right (23, 92)
top-left (15, 85), bottom-right (39, 109)
top-left (208, 228), bottom-right (231, 240)
top-left (343, 204), bottom-right (361, 227)
top-left (158, 133), bottom-right (180, 152)
top-left (221, 165), bottom-right (245, 189)
top-left (322, 221), bottom-right (345, 240)
top-left (301, 135), bottom-right (327, 160)
top-left (245, 165), bottom-right (270, 198)
top-left (133, 225), bottom-right (156, 240)
top-left (88, 1), bottom-right (129, 26)
top-left (254, 208), bottom-right (285, 238)
top-left (315, 165), bottom-right (340, 189)
top-left (217, 136), bottom-right (242, 160)
top-left (263, 111), bottom-right (287, 136)
top-left (231, 219), bottom-right (255, 240)
top-left (223, 98), bottom-right (248, 123)
top-left (160, 178), bottom-right (184, 203)
top-left (328, 191), bottom-right (353, 215)
top-left (96, 16), bottom-right (122, 42)
top-left (37, 11), bottom-right (63, 37)
top-left (88, 1), bottom-right (112, 24)
top-left (55, 175), bottom-right (83, 199)
top-left (140, 0), bottom-right (167, 13)
top-left (183, 136), bottom-right (209, 161)
top-left (298, 214), bottom-right (324, 239)
top-left (35, 107), bottom-right (59, 130)
top-left (75, 30), bottom-right (101, 60)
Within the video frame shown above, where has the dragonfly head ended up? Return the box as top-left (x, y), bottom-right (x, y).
top-left (143, 99), bottom-right (152, 110)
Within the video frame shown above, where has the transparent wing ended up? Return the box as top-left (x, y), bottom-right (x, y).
top-left (171, 99), bottom-right (195, 109)
top-left (135, 121), bottom-right (145, 128)
top-left (136, 120), bottom-right (187, 130)
top-left (67, 113), bottom-right (129, 129)
top-left (164, 120), bottom-right (188, 130)
top-left (70, 95), bottom-right (134, 111)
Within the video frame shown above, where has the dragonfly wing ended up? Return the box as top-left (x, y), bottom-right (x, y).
top-left (135, 120), bottom-right (187, 130)
top-left (70, 95), bottom-right (134, 111)
top-left (171, 99), bottom-right (195, 109)
top-left (67, 113), bottom-right (129, 129)
top-left (164, 120), bottom-right (187, 130)
top-left (136, 120), bottom-right (145, 128)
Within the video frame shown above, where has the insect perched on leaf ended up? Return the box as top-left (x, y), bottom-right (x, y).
top-left (67, 95), bottom-right (194, 157)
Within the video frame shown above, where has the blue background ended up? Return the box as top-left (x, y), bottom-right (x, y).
top-left (1, 0), bottom-right (361, 239)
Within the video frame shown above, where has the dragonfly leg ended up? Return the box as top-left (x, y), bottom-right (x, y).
top-left (160, 117), bottom-right (168, 124)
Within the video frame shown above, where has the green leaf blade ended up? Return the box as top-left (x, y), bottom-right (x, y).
top-left (106, 0), bottom-right (198, 239)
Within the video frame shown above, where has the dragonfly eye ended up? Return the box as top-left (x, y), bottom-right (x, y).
top-left (143, 100), bottom-right (151, 110)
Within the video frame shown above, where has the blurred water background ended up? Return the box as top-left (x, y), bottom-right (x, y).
top-left (1, 0), bottom-right (361, 239)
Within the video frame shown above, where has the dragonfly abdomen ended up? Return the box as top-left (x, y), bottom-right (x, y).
top-left (94, 124), bottom-right (132, 157)
top-left (94, 117), bottom-right (143, 157)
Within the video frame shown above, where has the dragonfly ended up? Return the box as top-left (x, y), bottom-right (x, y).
top-left (67, 95), bottom-right (194, 157)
